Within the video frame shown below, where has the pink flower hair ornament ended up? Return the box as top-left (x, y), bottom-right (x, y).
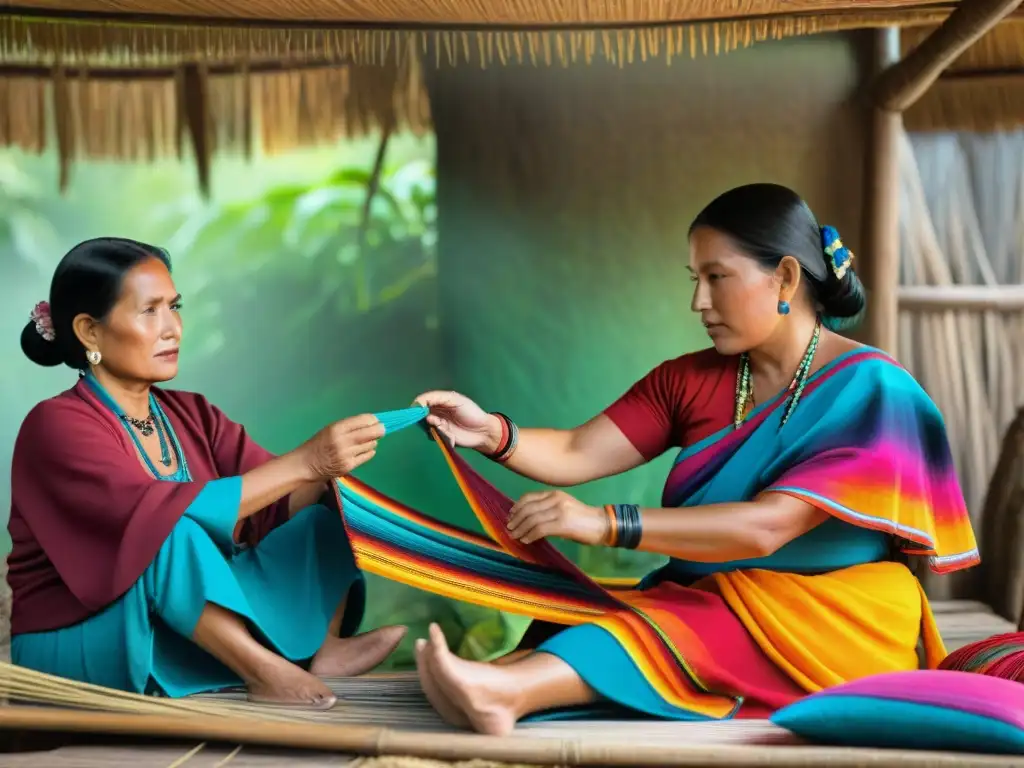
top-left (30, 301), bottom-right (55, 342)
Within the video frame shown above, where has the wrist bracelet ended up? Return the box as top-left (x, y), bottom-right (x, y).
top-left (489, 412), bottom-right (519, 463)
top-left (608, 504), bottom-right (643, 549)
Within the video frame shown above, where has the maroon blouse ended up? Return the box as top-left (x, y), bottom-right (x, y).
top-left (8, 379), bottom-right (289, 635)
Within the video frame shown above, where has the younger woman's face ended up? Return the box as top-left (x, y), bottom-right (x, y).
top-left (688, 226), bottom-right (785, 355)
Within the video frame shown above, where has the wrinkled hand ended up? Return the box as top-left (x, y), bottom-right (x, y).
top-left (507, 490), bottom-right (608, 546)
top-left (413, 390), bottom-right (502, 453)
top-left (305, 414), bottom-right (385, 479)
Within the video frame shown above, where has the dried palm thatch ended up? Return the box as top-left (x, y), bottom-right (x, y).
top-left (904, 19), bottom-right (1024, 132)
top-left (0, 0), bottom-right (983, 27)
top-left (0, 53), bottom-right (430, 193)
top-left (0, 8), bottom-right (973, 68)
top-left (4, 1), bottom-right (1024, 190)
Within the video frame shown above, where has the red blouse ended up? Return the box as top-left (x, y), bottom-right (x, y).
top-left (603, 347), bottom-right (738, 460)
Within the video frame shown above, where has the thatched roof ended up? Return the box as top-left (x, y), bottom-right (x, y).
top-left (902, 18), bottom-right (1024, 132)
top-left (1, 3), bottom-right (1005, 66)
top-left (2, 1), bottom-right (1023, 190)
top-left (0, 1), bottom-right (1002, 29)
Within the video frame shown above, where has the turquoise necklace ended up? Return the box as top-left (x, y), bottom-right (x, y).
top-left (734, 320), bottom-right (821, 429)
top-left (83, 372), bottom-right (192, 480)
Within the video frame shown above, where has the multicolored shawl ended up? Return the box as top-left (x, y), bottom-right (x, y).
top-left (661, 348), bottom-right (978, 573)
top-left (334, 348), bottom-right (978, 717)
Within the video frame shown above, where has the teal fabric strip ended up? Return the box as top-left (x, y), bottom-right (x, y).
top-left (374, 406), bottom-right (429, 434)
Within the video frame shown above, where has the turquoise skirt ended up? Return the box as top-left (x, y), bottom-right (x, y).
top-left (12, 503), bottom-right (364, 697)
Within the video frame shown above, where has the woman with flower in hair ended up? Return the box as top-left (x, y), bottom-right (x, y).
top-left (412, 183), bottom-right (979, 735)
top-left (10, 238), bottom-right (406, 709)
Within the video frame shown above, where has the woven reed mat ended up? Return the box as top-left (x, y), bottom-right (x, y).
top-left (0, 600), bottom-right (1019, 766)
top-left (193, 672), bottom-right (795, 743)
top-left (1, 667), bottom-right (1024, 767)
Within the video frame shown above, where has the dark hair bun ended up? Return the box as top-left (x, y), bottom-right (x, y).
top-left (20, 321), bottom-right (65, 367)
top-left (817, 225), bottom-right (866, 331)
top-left (689, 185), bottom-right (866, 332)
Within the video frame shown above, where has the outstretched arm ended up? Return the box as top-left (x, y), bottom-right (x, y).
top-left (193, 393), bottom-right (381, 542)
top-left (475, 412), bottom-right (648, 487)
top-left (417, 360), bottom-right (692, 488)
top-left (506, 489), bottom-right (829, 562)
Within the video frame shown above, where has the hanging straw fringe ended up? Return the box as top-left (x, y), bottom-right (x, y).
top-left (0, 11), bottom-right (958, 69)
top-left (0, 6), bottom-right (983, 175)
top-left (0, 76), bottom-right (47, 154)
top-left (905, 76), bottom-right (1024, 133)
top-left (0, 58), bottom-right (429, 191)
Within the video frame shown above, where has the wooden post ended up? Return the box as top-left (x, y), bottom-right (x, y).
top-left (863, 0), bottom-right (1023, 355)
top-left (875, 0), bottom-right (1024, 111)
top-left (863, 28), bottom-right (902, 357)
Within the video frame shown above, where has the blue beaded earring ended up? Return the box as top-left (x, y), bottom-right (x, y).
top-left (777, 300), bottom-right (790, 315)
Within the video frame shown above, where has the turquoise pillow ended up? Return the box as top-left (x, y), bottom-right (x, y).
top-left (770, 670), bottom-right (1024, 755)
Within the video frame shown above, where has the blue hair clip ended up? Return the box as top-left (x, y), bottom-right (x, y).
top-left (820, 225), bottom-right (854, 281)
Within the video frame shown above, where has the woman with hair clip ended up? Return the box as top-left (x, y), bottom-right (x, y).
top-left (9, 238), bottom-right (406, 709)
top-left (413, 183), bottom-right (979, 735)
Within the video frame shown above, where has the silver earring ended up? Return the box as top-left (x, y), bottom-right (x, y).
top-left (86, 350), bottom-right (102, 366)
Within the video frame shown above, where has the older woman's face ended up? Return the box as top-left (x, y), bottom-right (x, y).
top-left (93, 258), bottom-right (182, 383)
top-left (688, 226), bottom-right (783, 355)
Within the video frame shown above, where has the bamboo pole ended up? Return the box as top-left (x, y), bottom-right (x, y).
top-left (898, 284), bottom-right (1024, 311)
top-left (875, 0), bottom-right (1024, 112)
top-left (0, 706), bottom-right (1016, 767)
top-left (863, 28), bottom-right (903, 357)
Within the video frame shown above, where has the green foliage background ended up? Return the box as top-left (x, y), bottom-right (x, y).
top-left (0, 130), bottom-right (706, 668)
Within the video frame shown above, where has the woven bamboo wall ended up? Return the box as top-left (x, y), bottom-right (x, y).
top-left (897, 130), bottom-right (1024, 603)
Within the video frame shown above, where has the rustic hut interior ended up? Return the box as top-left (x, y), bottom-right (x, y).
top-left (2, 0), bottom-right (1024, 765)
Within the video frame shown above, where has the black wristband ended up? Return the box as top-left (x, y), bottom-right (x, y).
top-left (613, 504), bottom-right (643, 550)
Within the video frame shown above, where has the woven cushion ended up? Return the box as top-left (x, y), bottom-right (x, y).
top-left (940, 632), bottom-right (1024, 681)
top-left (770, 670), bottom-right (1024, 754)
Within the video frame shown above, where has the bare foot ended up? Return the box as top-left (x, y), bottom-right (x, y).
top-left (247, 656), bottom-right (337, 710)
top-left (422, 623), bottom-right (520, 736)
top-left (309, 625), bottom-right (408, 677)
top-left (415, 637), bottom-right (470, 729)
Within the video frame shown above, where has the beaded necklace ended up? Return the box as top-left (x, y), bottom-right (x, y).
top-left (83, 372), bottom-right (191, 479)
top-left (733, 320), bottom-right (821, 429)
